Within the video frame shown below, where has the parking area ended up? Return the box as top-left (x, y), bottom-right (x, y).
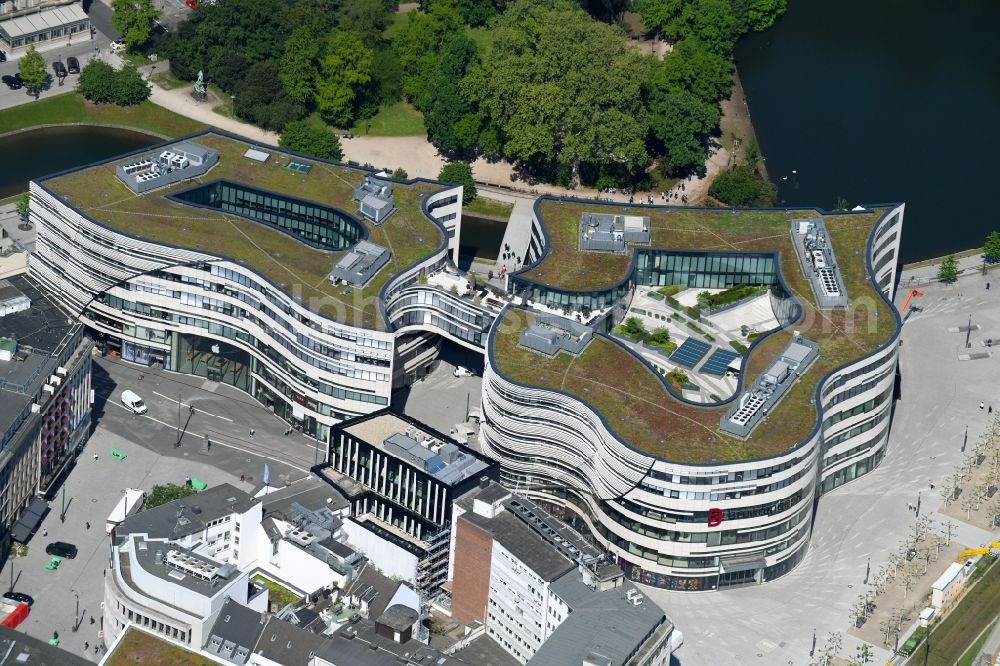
top-left (392, 344), bottom-right (484, 444)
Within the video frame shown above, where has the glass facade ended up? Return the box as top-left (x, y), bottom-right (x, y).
top-left (512, 250), bottom-right (783, 318)
top-left (635, 250), bottom-right (776, 289)
top-left (173, 181), bottom-right (364, 250)
top-left (175, 333), bottom-right (251, 392)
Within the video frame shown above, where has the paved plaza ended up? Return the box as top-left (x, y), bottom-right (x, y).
top-left (645, 265), bottom-right (1000, 665)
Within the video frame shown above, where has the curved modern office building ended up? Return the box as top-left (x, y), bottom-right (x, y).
top-left (28, 130), bottom-right (905, 592)
top-left (29, 131), bottom-right (495, 444)
top-left (480, 200), bottom-right (904, 591)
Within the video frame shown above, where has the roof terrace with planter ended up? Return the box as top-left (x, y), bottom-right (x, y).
top-left (40, 131), bottom-right (448, 331)
top-left (491, 199), bottom-right (902, 464)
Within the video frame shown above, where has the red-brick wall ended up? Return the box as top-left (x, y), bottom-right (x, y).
top-left (451, 517), bottom-right (493, 624)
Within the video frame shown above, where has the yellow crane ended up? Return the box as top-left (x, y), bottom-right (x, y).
top-left (955, 541), bottom-right (1000, 563)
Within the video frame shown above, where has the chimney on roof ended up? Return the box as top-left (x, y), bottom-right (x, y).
top-left (479, 476), bottom-right (489, 489)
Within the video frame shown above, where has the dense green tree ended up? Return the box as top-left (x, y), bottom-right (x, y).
top-left (983, 231), bottom-right (1000, 263)
top-left (279, 28), bottom-right (322, 105)
top-left (14, 193), bottom-right (30, 225)
top-left (167, 0), bottom-right (294, 92)
top-left (450, 0), bottom-right (500, 26)
top-left (656, 38), bottom-right (733, 103)
top-left (577, 0), bottom-right (629, 22)
top-left (335, 0), bottom-right (395, 46)
top-left (392, 4), bottom-right (463, 110)
top-left (144, 483), bottom-right (197, 509)
top-left (709, 165), bottom-right (777, 206)
top-left (425, 35), bottom-right (479, 156)
top-left (315, 29), bottom-right (374, 126)
top-left (214, 51), bottom-right (252, 94)
top-left (634, 0), bottom-right (685, 40)
top-left (359, 48), bottom-right (403, 117)
top-left (233, 60), bottom-right (306, 130)
top-left (678, 0), bottom-right (740, 55)
top-left (938, 255), bottom-right (959, 283)
top-left (279, 120), bottom-right (344, 160)
top-left (438, 161), bottom-right (477, 203)
top-left (647, 89), bottom-right (719, 173)
top-left (115, 63), bottom-right (153, 105)
top-left (76, 60), bottom-right (119, 103)
top-left (464, 0), bottom-right (647, 184)
top-left (747, 0), bottom-right (787, 31)
top-left (111, 0), bottom-right (160, 51)
top-left (18, 45), bottom-right (47, 98)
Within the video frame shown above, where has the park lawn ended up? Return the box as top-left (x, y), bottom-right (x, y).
top-left (149, 70), bottom-right (187, 91)
top-left (106, 628), bottom-right (216, 666)
top-left (253, 575), bottom-right (300, 609)
top-left (467, 25), bottom-right (498, 55)
top-left (351, 101), bottom-right (425, 137)
top-left (0, 92), bottom-right (205, 138)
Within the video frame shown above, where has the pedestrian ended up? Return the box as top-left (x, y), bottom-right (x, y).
top-left (42, 529), bottom-right (47, 537)
top-left (987, 282), bottom-right (991, 290)
top-left (93, 453), bottom-right (98, 461)
top-left (990, 405), bottom-right (994, 414)
top-left (85, 521), bottom-right (90, 530)
top-left (980, 401), bottom-right (985, 410)
top-left (90, 616), bottom-right (95, 624)
top-left (94, 646), bottom-right (99, 655)
top-left (84, 641), bottom-right (89, 651)
top-left (240, 474), bottom-right (245, 482)
top-left (249, 428), bottom-right (255, 439)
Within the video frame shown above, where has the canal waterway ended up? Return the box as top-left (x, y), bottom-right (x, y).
top-left (0, 126), bottom-right (159, 199)
top-left (735, 1), bottom-right (1000, 263)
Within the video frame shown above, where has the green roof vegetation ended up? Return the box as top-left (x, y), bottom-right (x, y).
top-left (494, 200), bottom-right (899, 463)
top-left (43, 132), bottom-right (446, 330)
top-left (106, 628), bottom-right (217, 666)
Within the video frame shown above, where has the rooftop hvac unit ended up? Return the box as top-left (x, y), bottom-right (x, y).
top-left (42, 385), bottom-right (54, 394)
top-left (56, 367), bottom-right (67, 376)
top-left (48, 375), bottom-right (61, 386)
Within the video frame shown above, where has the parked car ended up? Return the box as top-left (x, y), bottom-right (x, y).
top-left (1, 75), bottom-right (19, 90)
top-left (453, 366), bottom-right (475, 378)
top-left (3, 592), bottom-right (33, 607)
top-left (45, 542), bottom-right (77, 559)
top-left (0, 51), bottom-right (6, 62)
top-left (52, 61), bottom-right (67, 78)
top-left (66, 57), bottom-right (80, 74)
top-left (110, 39), bottom-right (127, 53)
top-left (121, 389), bottom-right (148, 415)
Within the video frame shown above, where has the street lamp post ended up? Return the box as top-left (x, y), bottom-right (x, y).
top-left (809, 628), bottom-right (816, 657)
top-left (966, 314), bottom-right (972, 349)
top-left (962, 425), bottom-right (968, 452)
top-left (864, 556), bottom-right (870, 585)
top-left (71, 589), bottom-right (79, 631)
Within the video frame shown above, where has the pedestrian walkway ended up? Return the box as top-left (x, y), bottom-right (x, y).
top-left (899, 252), bottom-right (990, 286)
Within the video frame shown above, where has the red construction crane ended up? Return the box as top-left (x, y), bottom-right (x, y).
top-left (898, 288), bottom-right (924, 315)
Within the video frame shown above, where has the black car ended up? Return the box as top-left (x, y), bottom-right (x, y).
top-left (66, 57), bottom-right (80, 74)
top-left (45, 541), bottom-right (77, 559)
top-left (0, 51), bottom-right (6, 62)
top-left (1, 75), bottom-right (17, 90)
top-left (3, 592), bottom-right (33, 607)
top-left (53, 61), bottom-right (67, 77)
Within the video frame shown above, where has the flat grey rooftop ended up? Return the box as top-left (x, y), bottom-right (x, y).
top-left (116, 483), bottom-right (254, 541)
top-left (259, 475), bottom-right (349, 520)
top-left (341, 410), bottom-right (491, 486)
top-left (123, 535), bottom-right (236, 601)
top-left (461, 508), bottom-right (575, 582)
top-left (529, 573), bottom-right (668, 666)
top-left (0, 625), bottom-right (90, 666)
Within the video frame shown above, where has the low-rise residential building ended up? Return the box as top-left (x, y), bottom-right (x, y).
top-left (450, 481), bottom-right (680, 666)
top-left (313, 616), bottom-right (472, 666)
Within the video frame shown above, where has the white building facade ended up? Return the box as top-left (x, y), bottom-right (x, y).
top-left (480, 205), bottom-right (906, 591)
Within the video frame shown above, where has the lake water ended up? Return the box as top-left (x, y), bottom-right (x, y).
top-left (734, 0), bottom-right (1000, 263)
top-left (0, 126), bottom-right (159, 199)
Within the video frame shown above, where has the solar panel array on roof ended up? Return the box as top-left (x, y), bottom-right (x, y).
top-left (286, 161), bottom-right (313, 174)
top-left (669, 337), bottom-right (710, 369)
top-left (700, 348), bottom-right (740, 376)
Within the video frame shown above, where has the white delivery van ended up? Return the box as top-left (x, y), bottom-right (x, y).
top-left (121, 390), bottom-right (148, 414)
